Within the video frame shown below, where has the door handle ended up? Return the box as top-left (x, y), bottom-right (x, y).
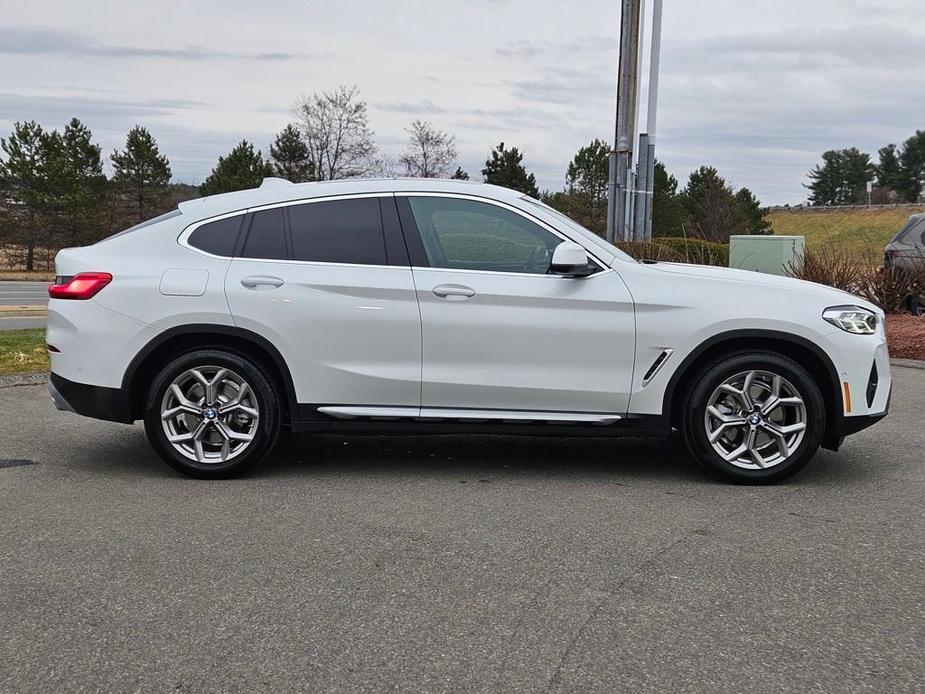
top-left (241, 275), bottom-right (285, 289)
top-left (432, 283), bottom-right (476, 299)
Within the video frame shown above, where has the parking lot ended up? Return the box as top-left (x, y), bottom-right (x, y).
top-left (1, 367), bottom-right (923, 693)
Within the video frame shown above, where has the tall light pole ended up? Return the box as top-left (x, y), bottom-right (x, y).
top-left (607, 0), bottom-right (664, 242)
top-left (605, 0), bottom-right (641, 243)
top-left (642, 0), bottom-right (663, 240)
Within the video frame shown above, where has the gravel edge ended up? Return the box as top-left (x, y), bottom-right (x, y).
top-left (0, 372), bottom-right (49, 388)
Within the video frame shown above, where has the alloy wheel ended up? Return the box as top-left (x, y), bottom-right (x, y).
top-left (160, 366), bottom-right (260, 463)
top-left (703, 369), bottom-right (807, 470)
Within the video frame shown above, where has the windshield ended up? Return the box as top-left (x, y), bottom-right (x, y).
top-left (520, 197), bottom-right (633, 262)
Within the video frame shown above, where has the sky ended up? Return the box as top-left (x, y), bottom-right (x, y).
top-left (1, 0), bottom-right (923, 205)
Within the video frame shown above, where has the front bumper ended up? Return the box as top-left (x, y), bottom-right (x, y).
top-left (49, 372), bottom-right (134, 424)
top-left (822, 381), bottom-right (892, 451)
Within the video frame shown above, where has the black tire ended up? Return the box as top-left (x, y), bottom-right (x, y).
top-left (681, 351), bottom-right (826, 484)
top-left (143, 349), bottom-right (280, 479)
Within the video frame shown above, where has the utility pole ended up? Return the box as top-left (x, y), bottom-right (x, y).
top-left (606, 0), bottom-right (641, 243)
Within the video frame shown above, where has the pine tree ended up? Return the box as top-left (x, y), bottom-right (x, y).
top-left (111, 125), bottom-right (171, 224)
top-left (896, 130), bottom-right (925, 203)
top-left (481, 142), bottom-right (539, 197)
top-left (451, 166), bottom-right (470, 180)
top-left (876, 144), bottom-right (902, 198)
top-left (269, 124), bottom-right (312, 182)
top-left (680, 166), bottom-right (770, 241)
top-left (734, 187), bottom-right (772, 235)
top-left (0, 121), bottom-right (49, 270)
top-left (806, 148), bottom-right (873, 206)
top-left (42, 118), bottom-right (107, 247)
top-left (200, 141), bottom-right (273, 196)
top-left (651, 161), bottom-right (689, 237)
top-left (564, 139), bottom-right (610, 234)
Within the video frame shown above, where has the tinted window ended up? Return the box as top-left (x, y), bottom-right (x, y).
top-left (895, 217), bottom-right (923, 244)
top-left (407, 197), bottom-right (562, 274)
top-left (188, 215), bottom-right (242, 257)
top-left (914, 220), bottom-right (925, 248)
top-left (288, 198), bottom-right (386, 265)
top-left (241, 208), bottom-right (287, 260)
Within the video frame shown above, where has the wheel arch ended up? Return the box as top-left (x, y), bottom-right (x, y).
top-left (663, 329), bottom-right (842, 448)
top-left (123, 324), bottom-right (297, 424)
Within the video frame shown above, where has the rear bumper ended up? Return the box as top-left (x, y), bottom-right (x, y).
top-left (49, 372), bottom-right (134, 424)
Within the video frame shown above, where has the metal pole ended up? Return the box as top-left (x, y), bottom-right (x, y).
top-left (644, 139), bottom-right (656, 239)
top-left (606, 151), bottom-right (618, 242)
top-left (641, 0), bottom-right (663, 240)
top-left (631, 0), bottom-right (647, 241)
top-left (646, 0), bottom-right (663, 139)
top-left (633, 133), bottom-right (648, 239)
top-left (606, 0), bottom-right (641, 243)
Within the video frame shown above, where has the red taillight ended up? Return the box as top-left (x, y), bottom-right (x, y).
top-left (48, 272), bottom-right (112, 300)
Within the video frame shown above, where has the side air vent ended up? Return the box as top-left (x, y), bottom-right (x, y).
top-left (866, 361), bottom-right (879, 408)
top-left (642, 348), bottom-right (674, 385)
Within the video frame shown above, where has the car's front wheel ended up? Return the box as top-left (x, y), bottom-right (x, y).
top-left (682, 351), bottom-right (826, 484)
top-left (143, 349), bottom-right (280, 478)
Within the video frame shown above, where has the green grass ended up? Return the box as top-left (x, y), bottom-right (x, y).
top-left (0, 329), bottom-right (48, 375)
top-left (768, 206), bottom-right (925, 260)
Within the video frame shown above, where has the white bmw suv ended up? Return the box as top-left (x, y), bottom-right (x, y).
top-left (47, 179), bottom-right (890, 482)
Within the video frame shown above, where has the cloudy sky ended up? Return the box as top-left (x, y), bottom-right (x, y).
top-left (1, 0), bottom-right (923, 204)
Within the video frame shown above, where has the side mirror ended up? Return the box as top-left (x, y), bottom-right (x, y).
top-left (550, 242), bottom-right (594, 277)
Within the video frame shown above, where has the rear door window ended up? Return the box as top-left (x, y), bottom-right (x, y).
top-left (241, 208), bottom-right (288, 260)
top-left (287, 198), bottom-right (386, 265)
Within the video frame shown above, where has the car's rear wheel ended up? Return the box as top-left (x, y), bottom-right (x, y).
top-left (681, 351), bottom-right (826, 484)
top-left (143, 349), bottom-right (280, 478)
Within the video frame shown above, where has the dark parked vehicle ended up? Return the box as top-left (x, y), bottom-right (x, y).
top-left (884, 213), bottom-right (925, 314)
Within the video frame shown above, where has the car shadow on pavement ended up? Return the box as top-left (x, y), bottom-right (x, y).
top-left (261, 432), bottom-right (707, 482)
top-left (67, 423), bottom-right (874, 486)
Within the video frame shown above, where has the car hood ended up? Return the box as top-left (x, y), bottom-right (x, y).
top-left (641, 261), bottom-right (879, 312)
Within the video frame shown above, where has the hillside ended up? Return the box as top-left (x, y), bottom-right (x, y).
top-left (767, 205), bottom-right (925, 260)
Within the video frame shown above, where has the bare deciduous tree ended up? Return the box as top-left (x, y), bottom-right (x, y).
top-left (372, 154), bottom-right (401, 179)
top-left (293, 85), bottom-right (377, 180)
top-left (399, 120), bottom-right (457, 178)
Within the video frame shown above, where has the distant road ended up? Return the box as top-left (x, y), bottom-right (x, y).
top-left (0, 281), bottom-right (48, 331)
top-left (0, 281), bottom-right (49, 307)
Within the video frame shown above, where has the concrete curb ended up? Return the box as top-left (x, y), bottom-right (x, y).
top-left (890, 358), bottom-right (925, 370)
top-left (0, 306), bottom-right (46, 318)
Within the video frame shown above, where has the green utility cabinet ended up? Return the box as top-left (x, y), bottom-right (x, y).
top-left (729, 235), bottom-right (805, 276)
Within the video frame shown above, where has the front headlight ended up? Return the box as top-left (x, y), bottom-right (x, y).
top-left (822, 306), bottom-right (878, 334)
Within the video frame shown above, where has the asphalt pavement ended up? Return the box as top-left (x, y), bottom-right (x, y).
top-left (0, 368), bottom-right (922, 692)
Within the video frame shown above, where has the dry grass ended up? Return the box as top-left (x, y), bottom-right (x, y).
top-left (768, 206), bottom-right (925, 259)
top-left (785, 247), bottom-right (925, 314)
top-left (886, 315), bottom-right (925, 360)
top-left (0, 329), bottom-right (48, 375)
